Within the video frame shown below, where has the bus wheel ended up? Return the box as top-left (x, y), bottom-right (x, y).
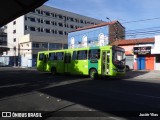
top-left (51, 67), bottom-right (56, 75)
top-left (89, 69), bottom-right (98, 80)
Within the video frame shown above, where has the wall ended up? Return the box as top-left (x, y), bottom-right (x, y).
top-left (109, 22), bottom-right (125, 43)
top-left (68, 26), bottom-right (109, 48)
top-left (19, 34), bottom-right (68, 67)
top-left (7, 16), bottom-right (24, 56)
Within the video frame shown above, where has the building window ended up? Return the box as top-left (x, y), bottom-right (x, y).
top-left (45, 11), bottom-right (50, 16)
top-left (58, 22), bottom-right (63, 27)
top-left (26, 43), bottom-right (29, 47)
top-left (51, 21), bottom-right (54, 25)
top-left (70, 17), bottom-right (74, 22)
top-left (32, 43), bottom-right (39, 48)
top-left (64, 32), bottom-right (67, 35)
top-left (41, 19), bottom-right (43, 23)
top-left (45, 29), bottom-right (50, 33)
top-left (41, 28), bottom-right (44, 32)
top-left (80, 20), bottom-right (83, 23)
top-left (36, 9), bottom-right (40, 14)
top-left (37, 18), bottom-right (40, 23)
top-left (40, 10), bottom-right (43, 15)
top-left (75, 26), bottom-right (78, 29)
top-left (51, 13), bottom-right (55, 17)
top-left (63, 44), bottom-right (68, 49)
top-left (30, 17), bottom-right (36, 22)
top-left (63, 16), bottom-right (67, 21)
top-left (49, 43), bottom-right (62, 50)
top-left (13, 30), bottom-right (16, 33)
top-left (42, 43), bottom-right (48, 48)
top-left (25, 16), bottom-right (27, 20)
top-left (46, 20), bottom-right (50, 24)
top-left (70, 25), bottom-right (74, 29)
top-left (59, 31), bottom-right (63, 35)
top-left (32, 54), bottom-right (37, 59)
top-left (58, 14), bottom-right (63, 19)
top-left (25, 26), bottom-right (28, 30)
top-left (13, 21), bottom-right (16, 25)
top-left (13, 38), bottom-right (16, 42)
top-left (52, 30), bottom-right (55, 34)
top-left (55, 14), bottom-right (57, 18)
top-left (30, 27), bottom-right (36, 31)
top-left (75, 19), bottom-right (79, 23)
top-left (37, 28), bottom-right (40, 32)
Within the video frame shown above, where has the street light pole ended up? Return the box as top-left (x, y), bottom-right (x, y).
top-left (13, 46), bottom-right (16, 67)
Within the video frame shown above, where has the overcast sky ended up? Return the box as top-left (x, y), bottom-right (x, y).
top-left (45, 0), bottom-right (160, 38)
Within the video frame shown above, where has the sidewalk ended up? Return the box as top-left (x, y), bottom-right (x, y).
top-left (124, 70), bottom-right (160, 80)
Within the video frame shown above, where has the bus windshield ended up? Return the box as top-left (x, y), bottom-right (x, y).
top-left (112, 47), bottom-right (125, 67)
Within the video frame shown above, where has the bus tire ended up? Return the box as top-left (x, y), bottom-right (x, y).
top-left (51, 67), bottom-right (56, 75)
top-left (89, 69), bottom-right (98, 80)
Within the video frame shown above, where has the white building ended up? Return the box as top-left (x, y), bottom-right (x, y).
top-left (6, 5), bottom-right (104, 67)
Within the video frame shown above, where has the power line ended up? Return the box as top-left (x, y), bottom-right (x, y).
top-left (122, 17), bottom-right (160, 24)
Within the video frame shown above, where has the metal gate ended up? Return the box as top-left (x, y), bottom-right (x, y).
top-left (126, 55), bottom-right (134, 69)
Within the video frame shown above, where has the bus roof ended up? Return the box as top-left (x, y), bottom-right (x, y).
top-left (38, 45), bottom-right (119, 54)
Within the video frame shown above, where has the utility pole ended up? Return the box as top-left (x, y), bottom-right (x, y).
top-left (13, 46), bottom-right (16, 67)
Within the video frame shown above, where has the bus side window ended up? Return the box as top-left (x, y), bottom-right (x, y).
top-left (89, 49), bottom-right (100, 60)
top-left (39, 53), bottom-right (44, 61)
top-left (44, 55), bottom-right (47, 63)
top-left (65, 53), bottom-right (71, 63)
top-left (77, 50), bottom-right (87, 60)
top-left (57, 52), bottom-right (64, 60)
top-left (49, 52), bottom-right (56, 60)
top-left (68, 53), bottom-right (71, 63)
top-left (72, 51), bottom-right (77, 60)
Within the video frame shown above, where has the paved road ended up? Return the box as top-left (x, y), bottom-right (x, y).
top-left (0, 67), bottom-right (160, 120)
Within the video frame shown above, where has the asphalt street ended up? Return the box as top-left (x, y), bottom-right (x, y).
top-left (0, 67), bottom-right (160, 120)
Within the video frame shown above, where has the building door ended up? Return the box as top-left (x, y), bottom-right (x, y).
top-left (146, 55), bottom-right (154, 70)
top-left (137, 56), bottom-right (145, 70)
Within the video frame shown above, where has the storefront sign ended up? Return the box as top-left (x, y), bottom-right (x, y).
top-left (133, 46), bottom-right (151, 55)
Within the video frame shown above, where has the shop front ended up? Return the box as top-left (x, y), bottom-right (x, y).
top-left (133, 46), bottom-right (154, 70)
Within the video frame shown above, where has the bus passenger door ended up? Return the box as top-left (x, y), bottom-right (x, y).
top-left (102, 51), bottom-right (110, 75)
top-left (43, 54), bottom-right (48, 71)
top-left (64, 52), bottom-right (71, 73)
top-left (37, 53), bottom-right (45, 71)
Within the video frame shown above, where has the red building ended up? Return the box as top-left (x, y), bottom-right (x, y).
top-left (111, 38), bottom-right (156, 70)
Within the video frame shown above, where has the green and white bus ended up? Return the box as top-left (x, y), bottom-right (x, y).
top-left (37, 45), bottom-right (126, 79)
